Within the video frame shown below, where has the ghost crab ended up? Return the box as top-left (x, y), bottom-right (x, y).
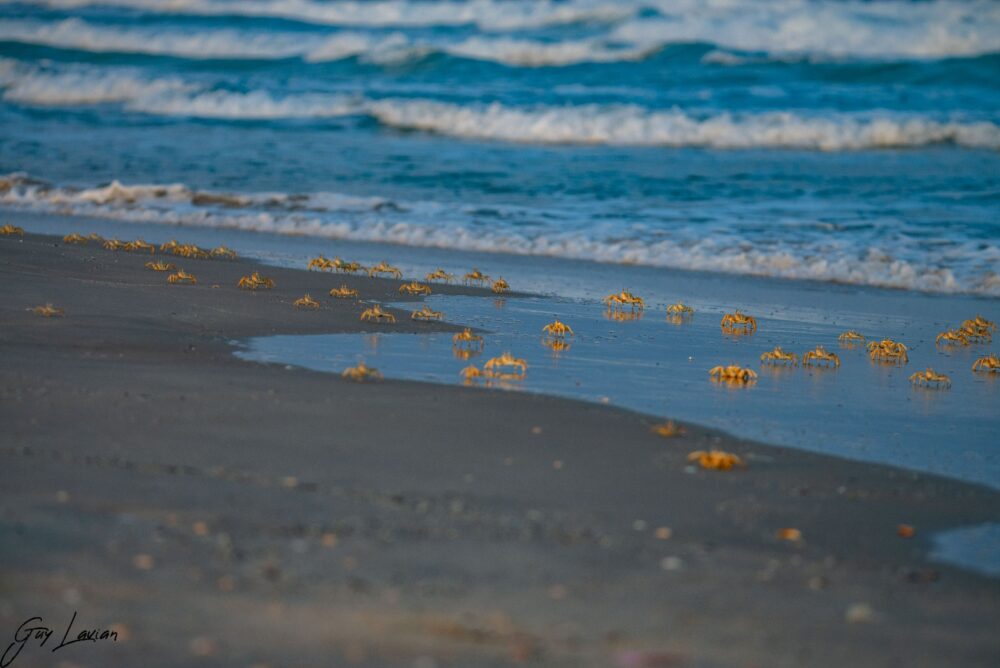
top-left (972, 353), bottom-right (1000, 373)
top-left (342, 361), bottom-right (382, 382)
top-left (709, 365), bottom-right (757, 384)
top-left (666, 302), bottom-right (694, 318)
top-left (329, 285), bottom-right (359, 299)
top-left (868, 339), bottom-right (908, 364)
top-left (720, 310), bottom-right (757, 333)
top-left (368, 262), bottom-right (402, 279)
top-left (463, 269), bottom-right (491, 287)
top-left (453, 328), bottom-right (484, 350)
top-left (167, 270), bottom-right (197, 284)
top-left (542, 320), bottom-right (574, 339)
top-left (411, 305), bottom-right (443, 321)
top-left (1, 224), bottom-right (25, 237)
top-left (62, 233), bottom-right (89, 244)
top-left (491, 278), bottom-right (510, 294)
top-left (211, 246), bottom-right (237, 260)
top-left (124, 239), bottom-right (156, 253)
top-left (360, 304), bottom-right (396, 324)
top-left (604, 289), bottom-right (645, 312)
top-left (803, 346), bottom-right (840, 368)
top-left (145, 261), bottom-right (176, 272)
top-left (399, 281), bottom-right (432, 296)
top-left (308, 255), bottom-right (335, 271)
top-left (293, 294), bottom-right (320, 309)
top-left (238, 272), bottom-right (274, 291)
top-left (910, 368), bottom-right (951, 388)
top-left (425, 269), bottom-right (455, 284)
top-left (484, 352), bottom-right (528, 380)
top-left (936, 328), bottom-right (970, 346)
top-left (687, 450), bottom-right (745, 471)
top-left (760, 347), bottom-right (798, 366)
top-left (838, 330), bottom-right (866, 345)
top-left (31, 303), bottom-right (64, 317)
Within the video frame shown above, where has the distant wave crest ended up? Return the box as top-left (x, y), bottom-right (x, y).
top-left (2, 173), bottom-right (998, 296)
top-left (2, 0), bottom-right (1000, 64)
top-left (6, 69), bottom-right (993, 151)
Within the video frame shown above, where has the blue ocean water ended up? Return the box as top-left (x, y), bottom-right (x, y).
top-left (1, 0), bottom-right (999, 295)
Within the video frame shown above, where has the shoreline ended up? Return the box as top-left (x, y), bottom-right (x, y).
top-left (2, 231), bottom-right (999, 666)
top-left (4, 207), bottom-right (1000, 304)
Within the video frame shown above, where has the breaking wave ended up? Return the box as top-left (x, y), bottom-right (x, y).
top-left (2, 173), bottom-right (997, 296)
top-left (2, 0), bottom-right (999, 65)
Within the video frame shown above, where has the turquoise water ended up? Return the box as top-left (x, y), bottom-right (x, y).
top-left (1, 0), bottom-right (999, 295)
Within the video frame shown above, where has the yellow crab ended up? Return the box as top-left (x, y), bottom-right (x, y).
top-left (936, 328), bottom-right (970, 346)
top-left (838, 330), bottom-right (866, 345)
top-left (720, 310), bottom-right (757, 333)
top-left (604, 289), bottom-right (645, 312)
top-left (909, 368), bottom-right (951, 388)
top-left (173, 244), bottom-right (210, 259)
top-left (399, 281), bottom-right (432, 295)
top-left (484, 352), bottom-right (528, 379)
top-left (125, 239), bottom-right (156, 253)
top-left (972, 353), bottom-right (1000, 373)
top-left (167, 270), bottom-right (197, 284)
top-left (145, 261), bottom-right (176, 272)
top-left (760, 347), bottom-right (798, 366)
top-left (308, 255), bottom-right (335, 271)
top-left (293, 294), bottom-right (320, 309)
top-left (31, 303), bottom-right (64, 317)
top-left (460, 365), bottom-right (482, 384)
top-left (360, 304), bottom-right (396, 323)
top-left (651, 421), bottom-right (684, 438)
top-left (62, 233), bottom-right (89, 244)
top-left (103, 238), bottom-right (128, 251)
top-left (329, 285), bottom-right (359, 299)
top-left (463, 269), bottom-right (491, 286)
top-left (425, 269), bottom-right (455, 283)
top-left (368, 261), bottom-right (403, 279)
top-left (452, 328), bottom-right (484, 350)
top-left (336, 259), bottom-right (366, 274)
top-left (709, 365), bottom-right (758, 384)
top-left (86, 233), bottom-right (104, 243)
top-left (211, 246), bottom-right (237, 260)
top-left (491, 278), bottom-right (510, 294)
top-left (803, 346), bottom-right (840, 367)
top-left (160, 239), bottom-right (180, 252)
top-left (666, 303), bottom-right (694, 317)
top-left (411, 305), bottom-right (443, 321)
top-left (687, 450), bottom-right (745, 471)
top-left (238, 272), bottom-right (274, 290)
top-left (868, 339), bottom-right (908, 364)
top-left (962, 315), bottom-right (996, 337)
top-left (342, 361), bottom-right (382, 382)
top-left (542, 320), bottom-right (574, 339)
top-left (1, 224), bottom-right (25, 237)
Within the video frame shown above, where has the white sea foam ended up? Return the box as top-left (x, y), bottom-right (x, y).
top-left (124, 90), bottom-right (1000, 151)
top-left (0, 19), bottom-right (657, 66)
top-left (2, 67), bottom-right (193, 105)
top-left (6, 0), bottom-right (1000, 59)
top-left (0, 0), bottom-right (633, 32)
top-left (2, 173), bottom-right (998, 296)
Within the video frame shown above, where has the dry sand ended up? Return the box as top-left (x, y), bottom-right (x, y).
top-left (1, 233), bottom-right (998, 667)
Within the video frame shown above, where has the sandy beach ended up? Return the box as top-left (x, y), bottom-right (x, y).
top-left (2, 231), bottom-right (998, 667)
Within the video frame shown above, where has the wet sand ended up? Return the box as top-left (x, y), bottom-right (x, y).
top-left (1, 232), bottom-right (998, 667)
